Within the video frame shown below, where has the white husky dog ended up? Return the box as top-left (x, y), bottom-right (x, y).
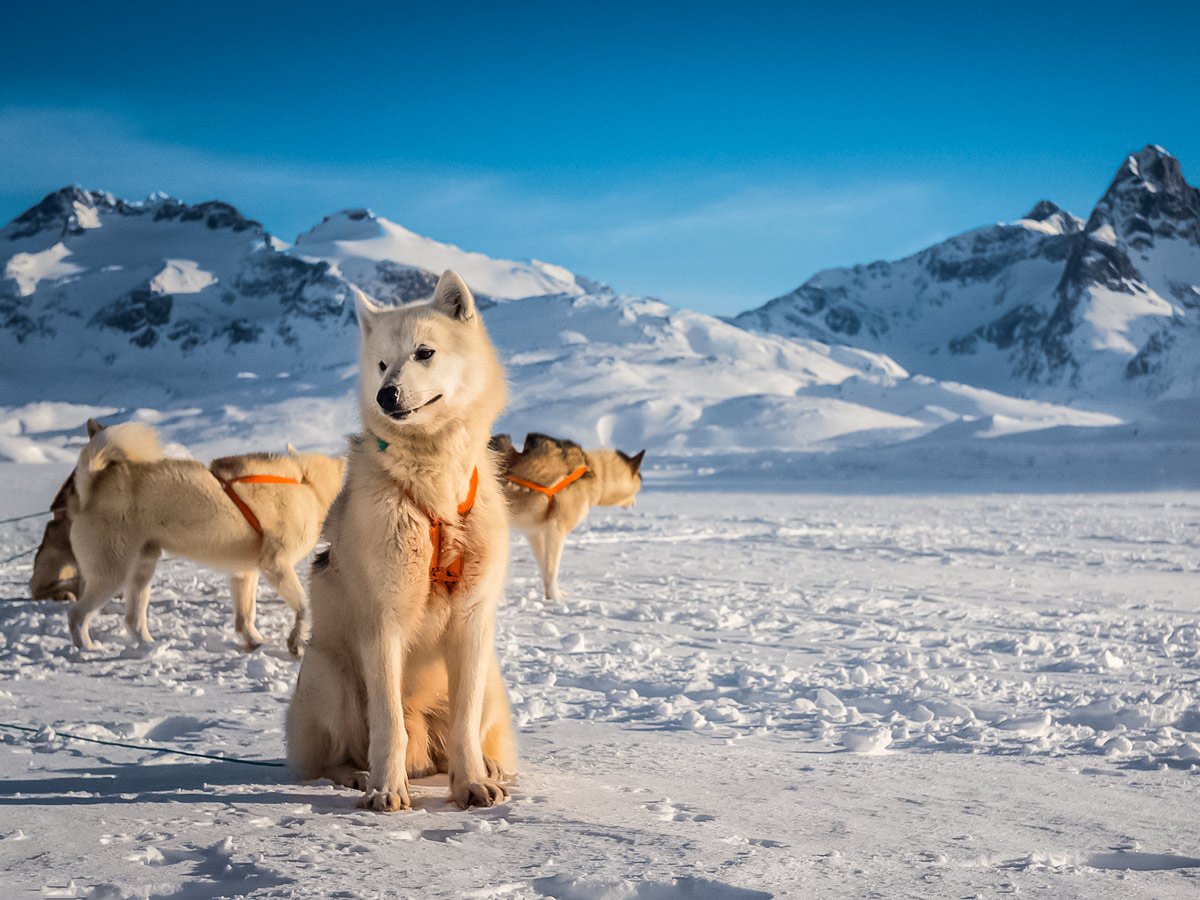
top-left (66, 423), bottom-right (345, 655)
top-left (287, 270), bottom-right (517, 812)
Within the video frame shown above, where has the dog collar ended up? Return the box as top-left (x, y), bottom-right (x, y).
top-left (351, 433), bottom-right (390, 453)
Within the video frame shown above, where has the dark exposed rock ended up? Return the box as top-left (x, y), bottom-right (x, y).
top-left (3, 186), bottom-right (140, 241)
top-left (167, 319), bottom-right (205, 352)
top-left (153, 199), bottom-right (264, 234)
top-left (950, 305), bottom-right (1044, 355)
top-left (91, 289), bottom-right (174, 334)
top-left (219, 318), bottom-right (263, 346)
top-left (1025, 200), bottom-right (1065, 222)
top-left (825, 306), bottom-right (861, 335)
top-left (233, 255), bottom-right (347, 323)
top-left (365, 261), bottom-right (441, 304)
top-left (1126, 330), bottom-right (1174, 379)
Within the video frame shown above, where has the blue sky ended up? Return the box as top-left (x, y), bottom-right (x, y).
top-left (1, 1), bottom-right (1197, 314)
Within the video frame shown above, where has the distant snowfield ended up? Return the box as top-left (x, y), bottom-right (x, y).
top-left (1, 466), bottom-right (1198, 898)
top-left (0, 286), bottom-right (1161, 474)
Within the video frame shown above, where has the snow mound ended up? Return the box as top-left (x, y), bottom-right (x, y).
top-left (293, 208), bottom-right (583, 301)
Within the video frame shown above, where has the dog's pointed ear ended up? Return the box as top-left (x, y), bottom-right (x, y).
top-left (433, 270), bottom-right (476, 322)
top-left (85, 418), bottom-right (105, 438)
top-left (286, 443), bottom-right (298, 455)
top-left (354, 289), bottom-right (382, 333)
top-left (629, 449), bottom-right (645, 475)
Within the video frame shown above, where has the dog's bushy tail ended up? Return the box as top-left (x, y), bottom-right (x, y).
top-left (74, 422), bottom-right (163, 509)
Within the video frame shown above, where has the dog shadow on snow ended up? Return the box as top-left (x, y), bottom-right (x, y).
top-left (0, 758), bottom-right (452, 812)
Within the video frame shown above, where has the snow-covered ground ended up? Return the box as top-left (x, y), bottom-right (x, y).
top-left (1, 462), bottom-right (1198, 898)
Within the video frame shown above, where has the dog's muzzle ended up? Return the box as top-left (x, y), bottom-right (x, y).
top-left (376, 386), bottom-right (442, 420)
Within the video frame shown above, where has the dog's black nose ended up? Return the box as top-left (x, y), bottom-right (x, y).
top-left (376, 385), bottom-right (400, 413)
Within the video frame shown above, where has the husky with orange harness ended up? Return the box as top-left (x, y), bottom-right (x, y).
top-left (64, 421), bottom-right (345, 656)
top-left (497, 432), bottom-right (644, 602)
top-left (287, 270), bottom-right (517, 812)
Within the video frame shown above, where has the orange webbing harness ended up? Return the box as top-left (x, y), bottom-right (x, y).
top-left (506, 465), bottom-right (588, 517)
top-left (424, 467), bottom-right (479, 588)
top-left (217, 474), bottom-right (301, 537)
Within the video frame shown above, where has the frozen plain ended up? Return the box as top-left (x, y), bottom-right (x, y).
top-left (0, 463), bottom-right (1198, 898)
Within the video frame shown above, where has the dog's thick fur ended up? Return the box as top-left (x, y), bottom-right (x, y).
top-left (287, 270), bottom-right (517, 812)
top-left (501, 432), bottom-right (644, 601)
top-left (65, 422), bottom-right (345, 655)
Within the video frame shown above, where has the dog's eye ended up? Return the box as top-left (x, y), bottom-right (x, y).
top-left (377, 361), bottom-right (387, 373)
top-left (414, 346), bottom-right (435, 362)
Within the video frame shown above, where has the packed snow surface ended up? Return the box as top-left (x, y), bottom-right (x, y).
top-left (1, 466), bottom-right (1198, 898)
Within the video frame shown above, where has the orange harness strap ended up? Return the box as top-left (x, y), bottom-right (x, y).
top-left (217, 474), bottom-right (302, 537)
top-left (506, 465), bottom-right (588, 517)
top-left (426, 467), bottom-right (479, 588)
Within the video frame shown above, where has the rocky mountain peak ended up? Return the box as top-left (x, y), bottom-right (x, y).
top-left (1020, 200), bottom-right (1084, 235)
top-left (1089, 145), bottom-right (1199, 245)
top-left (4, 186), bottom-right (117, 241)
top-left (1024, 200), bottom-right (1065, 222)
top-left (1121, 144), bottom-right (1187, 192)
top-left (2, 187), bottom-right (267, 245)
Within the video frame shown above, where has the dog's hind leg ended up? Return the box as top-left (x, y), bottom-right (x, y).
top-left (542, 527), bottom-right (568, 602)
top-left (523, 528), bottom-right (551, 597)
top-left (260, 558), bottom-right (310, 658)
top-left (286, 646), bottom-right (367, 786)
top-left (122, 543), bottom-right (160, 646)
top-left (326, 764), bottom-right (370, 791)
top-left (67, 569), bottom-right (124, 651)
top-left (403, 705), bottom-right (437, 778)
top-left (230, 572), bottom-right (264, 651)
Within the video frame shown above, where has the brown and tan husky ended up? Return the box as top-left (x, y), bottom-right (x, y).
top-left (65, 421), bottom-right (345, 656)
top-left (496, 432), bottom-right (644, 601)
top-left (29, 467), bottom-right (83, 602)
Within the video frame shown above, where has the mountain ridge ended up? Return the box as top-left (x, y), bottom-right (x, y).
top-left (0, 184), bottom-right (1121, 460)
top-left (735, 145), bottom-right (1200, 400)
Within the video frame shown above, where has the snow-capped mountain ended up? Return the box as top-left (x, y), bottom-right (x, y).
top-left (0, 185), bottom-right (1118, 462)
top-left (0, 187), bottom-right (361, 399)
top-left (736, 145), bottom-right (1200, 399)
top-left (292, 209), bottom-right (586, 302)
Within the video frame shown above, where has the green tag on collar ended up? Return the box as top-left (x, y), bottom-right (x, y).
top-left (350, 433), bottom-right (389, 453)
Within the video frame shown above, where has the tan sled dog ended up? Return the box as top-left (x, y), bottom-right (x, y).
top-left (287, 270), bottom-right (517, 812)
top-left (66, 423), bottom-right (345, 656)
top-left (29, 470), bottom-right (81, 602)
top-left (497, 432), bottom-right (644, 601)
top-left (31, 419), bottom-right (105, 602)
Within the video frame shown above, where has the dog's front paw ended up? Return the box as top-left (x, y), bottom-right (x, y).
top-left (449, 774), bottom-right (508, 809)
top-left (286, 624), bottom-right (308, 659)
top-left (358, 786), bottom-right (411, 812)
